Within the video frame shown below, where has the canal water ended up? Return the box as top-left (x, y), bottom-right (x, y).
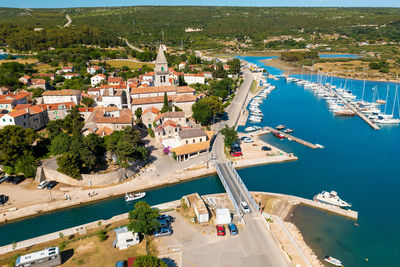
top-left (1, 55), bottom-right (399, 266)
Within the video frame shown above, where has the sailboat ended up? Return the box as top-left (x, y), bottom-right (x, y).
top-left (374, 85), bottom-right (400, 124)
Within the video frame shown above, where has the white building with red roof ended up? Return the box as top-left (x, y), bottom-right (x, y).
top-left (91, 74), bottom-right (106, 87)
top-left (42, 90), bottom-right (81, 105)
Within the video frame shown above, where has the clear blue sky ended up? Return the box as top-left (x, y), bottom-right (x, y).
top-left (2, 0), bottom-right (400, 8)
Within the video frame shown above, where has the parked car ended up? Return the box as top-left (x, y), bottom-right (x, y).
top-left (12, 175), bottom-right (25, 185)
top-left (46, 181), bottom-right (58, 190)
top-left (216, 224), bottom-right (226, 236)
top-left (261, 146), bottom-right (272, 151)
top-left (154, 227), bottom-right (173, 237)
top-left (242, 137), bottom-right (254, 143)
top-left (231, 143), bottom-right (241, 150)
top-left (0, 175), bottom-right (8, 184)
top-left (240, 136), bottom-right (249, 141)
top-left (0, 194), bottom-right (8, 205)
top-left (4, 175), bottom-right (14, 183)
top-left (158, 214), bottom-right (174, 223)
top-left (115, 260), bottom-right (127, 267)
top-left (228, 223), bottom-right (238, 235)
top-left (38, 180), bottom-right (49, 189)
top-left (158, 219), bottom-right (170, 228)
top-left (240, 201), bottom-right (251, 214)
top-left (230, 150), bottom-right (243, 157)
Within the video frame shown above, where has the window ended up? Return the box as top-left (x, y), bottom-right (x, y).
top-left (200, 138), bottom-right (202, 142)
top-left (193, 139), bottom-right (195, 143)
top-left (126, 239), bottom-right (134, 242)
top-left (9, 119), bottom-right (12, 122)
top-left (186, 140), bottom-right (188, 144)
top-left (161, 67), bottom-right (164, 71)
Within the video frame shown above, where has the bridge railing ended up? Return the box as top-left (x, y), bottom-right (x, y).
top-left (227, 160), bottom-right (260, 213)
top-left (214, 160), bottom-right (241, 215)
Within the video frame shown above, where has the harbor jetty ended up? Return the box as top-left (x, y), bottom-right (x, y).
top-left (253, 192), bottom-right (358, 220)
top-left (328, 86), bottom-right (380, 130)
top-left (258, 127), bottom-right (322, 149)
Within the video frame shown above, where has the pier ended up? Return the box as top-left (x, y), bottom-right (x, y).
top-left (253, 192), bottom-right (358, 220)
top-left (329, 87), bottom-right (380, 130)
top-left (260, 127), bottom-right (322, 149)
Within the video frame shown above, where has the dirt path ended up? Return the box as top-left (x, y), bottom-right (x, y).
top-left (64, 14), bottom-right (72, 27)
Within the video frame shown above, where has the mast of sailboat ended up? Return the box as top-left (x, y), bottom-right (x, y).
top-left (389, 85), bottom-right (396, 117)
top-left (384, 84), bottom-right (390, 114)
top-left (344, 78), bottom-right (347, 90)
top-left (361, 78), bottom-right (366, 101)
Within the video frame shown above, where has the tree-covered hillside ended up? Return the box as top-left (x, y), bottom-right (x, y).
top-left (0, 7), bottom-right (400, 51)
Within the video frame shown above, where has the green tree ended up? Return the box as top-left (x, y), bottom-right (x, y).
top-left (81, 97), bottom-right (95, 107)
top-left (63, 107), bottom-right (84, 136)
top-left (0, 126), bottom-right (36, 167)
top-left (83, 133), bottom-right (105, 158)
top-left (14, 154), bottom-right (37, 178)
top-left (57, 153), bottom-right (82, 179)
top-left (70, 135), bottom-right (96, 171)
top-left (133, 255), bottom-right (167, 267)
top-left (46, 120), bottom-right (65, 139)
top-left (128, 201), bottom-right (160, 254)
top-left (220, 125), bottom-right (238, 149)
top-left (49, 132), bottom-right (71, 155)
top-left (161, 92), bottom-right (172, 113)
top-left (135, 107), bottom-right (143, 120)
top-left (178, 75), bottom-right (187, 86)
top-left (191, 96), bottom-right (224, 125)
top-left (227, 58), bottom-right (241, 75)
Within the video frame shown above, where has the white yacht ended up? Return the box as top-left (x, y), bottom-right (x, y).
top-left (125, 192), bottom-right (146, 202)
top-left (324, 256), bottom-right (343, 266)
top-left (314, 190), bottom-right (351, 208)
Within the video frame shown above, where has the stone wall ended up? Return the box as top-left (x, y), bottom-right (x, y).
top-left (38, 158), bottom-right (137, 187)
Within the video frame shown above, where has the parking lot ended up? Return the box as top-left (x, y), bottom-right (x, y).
top-left (155, 208), bottom-right (280, 267)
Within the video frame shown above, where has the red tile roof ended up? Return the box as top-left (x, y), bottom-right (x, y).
top-left (42, 90), bottom-right (80, 96)
top-left (143, 107), bottom-right (160, 115)
top-left (7, 109), bottom-right (28, 118)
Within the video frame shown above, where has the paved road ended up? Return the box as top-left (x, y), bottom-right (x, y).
top-left (124, 38), bottom-right (144, 52)
top-left (212, 69), bottom-right (289, 267)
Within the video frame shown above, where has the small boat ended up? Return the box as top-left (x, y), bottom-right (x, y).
top-left (125, 192), bottom-right (146, 202)
top-left (314, 190), bottom-right (351, 208)
top-left (273, 132), bottom-right (285, 139)
top-left (244, 126), bottom-right (256, 132)
top-left (324, 256), bottom-right (343, 266)
top-left (283, 129), bottom-right (293, 134)
top-left (275, 125), bottom-right (285, 130)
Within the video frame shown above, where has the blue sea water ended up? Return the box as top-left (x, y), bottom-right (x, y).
top-left (0, 55), bottom-right (399, 266)
top-left (319, 54), bottom-right (361, 58)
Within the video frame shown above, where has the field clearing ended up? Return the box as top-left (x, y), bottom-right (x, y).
top-left (0, 58), bottom-right (37, 65)
top-left (0, 218), bottom-right (157, 267)
top-left (102, 60), bottom-right (154, 70)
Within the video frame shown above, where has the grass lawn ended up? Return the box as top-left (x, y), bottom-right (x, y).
top-left (0, 218), bottom-right (158, 267)
top-left (250, 80), bottom-right (258, 93)
top-left (104, 60), bottom-right (154, 70)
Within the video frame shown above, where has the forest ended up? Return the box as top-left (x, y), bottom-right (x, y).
top-left (0, 7), bottom-right (400, 52)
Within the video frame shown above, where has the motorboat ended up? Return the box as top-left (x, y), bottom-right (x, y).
top-left (314, 190), bottom-right (351, 208)
top-left (275, 125), bottom-right (285, 130)
top-left (125, 192), bottom-right (146, 202)
top-left (244, 126), bottom-right (256, 132)
top-left (283, 128), bottom-right (293, 134)
top-left (273, 132), bottom-right (285, 139)
top-left (324, 256), bottom-right (343, 266)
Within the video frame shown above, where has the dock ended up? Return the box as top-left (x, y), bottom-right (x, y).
top-left (260, 127), bottom-right (322, 149)
top-left (329, 87), bottom-right (380, 130)
top-left (252, 191), bottom-right (358, 220)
